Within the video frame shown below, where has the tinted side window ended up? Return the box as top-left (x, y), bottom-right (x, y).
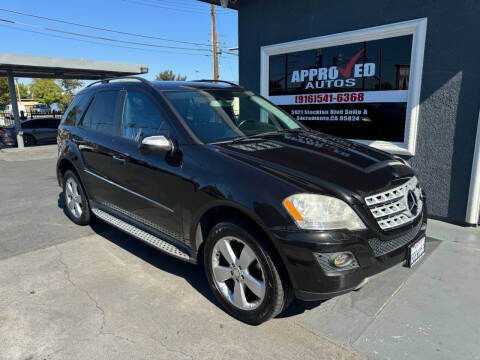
top-left (22, 121), bottom-right (34, 129)
top-left (63, 94), bottom-right (84, 126)
top-left (89, 91), bottom-right (120, 134)
top-left (80, 98), bottom-right (95, 128)
top-left (47, 119), bottom-right (61, 128)
top-left (34, 120), bottom-right (49, 128)
top-left (121, 91), bottom-right (167, 141)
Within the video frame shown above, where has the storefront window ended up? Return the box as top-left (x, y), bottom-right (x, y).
top-left (260, 19), bottom-right (427, 155)
top-left (268, 36), bottom-right (412, 142)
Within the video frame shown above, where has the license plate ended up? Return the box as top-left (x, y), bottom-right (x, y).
top-left (408, 237), bottom-right (425, 268)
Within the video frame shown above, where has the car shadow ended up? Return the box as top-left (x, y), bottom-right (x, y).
top-left (57, 192), bottom-right (325, 321)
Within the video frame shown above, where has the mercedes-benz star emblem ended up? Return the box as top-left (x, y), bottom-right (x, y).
top-left (407, 190), bottom-right (418, 215)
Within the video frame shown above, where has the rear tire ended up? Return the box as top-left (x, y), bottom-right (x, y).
top-left (63, 170), bottom-right (91, 225)
top-left (23, 134), bottom-right (36, 147)
top-left (204, 220), bottom-right (291, 325)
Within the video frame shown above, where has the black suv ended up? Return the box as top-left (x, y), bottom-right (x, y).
top-left (56, 77), bottom-right (427, 324)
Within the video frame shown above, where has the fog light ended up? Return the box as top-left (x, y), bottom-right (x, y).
top-left (314, 251), bottom-right (359, 272)
top-left (330, 252), bottom-right (354, 268)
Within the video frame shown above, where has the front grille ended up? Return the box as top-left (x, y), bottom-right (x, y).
top-left (365, 177), bottom-right (423, 231)
top-left (368, 220), bottom-right (423, 257)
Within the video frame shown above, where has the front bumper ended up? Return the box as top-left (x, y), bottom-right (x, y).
top-left (271, 215), bottom-right (427, 301)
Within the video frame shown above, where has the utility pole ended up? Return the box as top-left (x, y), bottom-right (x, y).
top-left (15, 78), bottom-right (22, 106)
top-left (6, 70), bottom-right (24, 148)
top-left (211, 4), bottom-right (219, 80)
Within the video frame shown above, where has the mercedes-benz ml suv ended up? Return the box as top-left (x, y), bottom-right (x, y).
top-left (56, 77), bottom-right (427, 324)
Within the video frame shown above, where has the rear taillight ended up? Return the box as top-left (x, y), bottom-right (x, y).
top-left (0, 129), bottom-right (6, 135)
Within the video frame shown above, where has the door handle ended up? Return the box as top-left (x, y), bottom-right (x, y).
top-left (112, 155), bottom-right (126, 164)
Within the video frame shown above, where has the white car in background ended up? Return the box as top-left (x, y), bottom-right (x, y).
top-left (4, 104), bottom-right (27, 119)
top-left (32, 103), bottom-right (51, 115)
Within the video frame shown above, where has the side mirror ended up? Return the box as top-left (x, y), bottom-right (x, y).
top-left (139, 135), bottom-right (173, 155)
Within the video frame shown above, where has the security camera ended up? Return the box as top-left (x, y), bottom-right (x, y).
top-left (220, 0), bottom-right (229, 7)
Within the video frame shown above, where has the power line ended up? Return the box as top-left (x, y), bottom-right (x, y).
top-left (0, 7), bottom-right (214, 47)
top-left (121, 0), bottom-right (213, 14)
top-left (0, 22), bottom-right (212, 57)
top-left (151, 0), bottom-right (233, 13)
top-left (0, 17), bottom-right (213, 52)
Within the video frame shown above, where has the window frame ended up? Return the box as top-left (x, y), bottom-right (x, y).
top-left (260, 18), bottom-right (427, 155)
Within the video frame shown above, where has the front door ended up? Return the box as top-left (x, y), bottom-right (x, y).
top-left (105, 88), bottom-right (185, 244)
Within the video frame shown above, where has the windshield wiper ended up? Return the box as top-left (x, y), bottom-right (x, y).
top-left (247, 128), bottom-right (302, 138)
top-left (218, 128), bottom-right (302, 144)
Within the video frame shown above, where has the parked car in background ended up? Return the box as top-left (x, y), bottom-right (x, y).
top-left (32, 103), bottom-right (51, 115)
top-left (4, 104), bottom-right (27, 119)
top-left (0, 117), bottom-right (61, 146)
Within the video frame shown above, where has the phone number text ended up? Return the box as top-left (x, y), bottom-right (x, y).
top-left (294, 92), bottom-right (365, 104)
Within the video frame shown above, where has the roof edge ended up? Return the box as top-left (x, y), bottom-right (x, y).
top-left (197, 0), bottom-right (239, 10)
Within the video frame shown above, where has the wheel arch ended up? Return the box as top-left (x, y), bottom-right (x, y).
top-left (192, 203), bottom-right (293, 284)
top-left (57, 157), bottom-right (78, 187)
top-left (56, 143), bottom-right (86, 187)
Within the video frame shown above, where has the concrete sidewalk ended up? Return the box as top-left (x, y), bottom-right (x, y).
top-left (299, 220), bottom-right (480, 360)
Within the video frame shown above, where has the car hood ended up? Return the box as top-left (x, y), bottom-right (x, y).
top-left (212, 131), bottom-right (414, 202)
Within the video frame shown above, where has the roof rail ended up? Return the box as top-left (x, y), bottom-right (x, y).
top-left (86, 76), bottom-right (151, 88)
top-left (192, 79), bottom-right (241, 87)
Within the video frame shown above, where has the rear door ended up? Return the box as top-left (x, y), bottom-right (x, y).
top-left (76, 89), bottom-right (125, 206)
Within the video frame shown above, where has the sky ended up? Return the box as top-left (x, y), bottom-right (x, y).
top-left (0, 0), bottom-right (238, 86)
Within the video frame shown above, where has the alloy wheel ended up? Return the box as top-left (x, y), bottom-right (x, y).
top-left (65, 177), bottom-right (83, 218)
top-left (23, 135), bottom-right (35, 146)
top-left (211, 236), bottom-right (266, 310)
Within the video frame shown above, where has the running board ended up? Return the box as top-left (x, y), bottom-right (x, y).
top-left (91, 208), bottom-right (190, 261)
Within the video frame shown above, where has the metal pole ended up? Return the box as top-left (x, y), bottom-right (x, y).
top-left (6, 70), bottom-right (24, 148)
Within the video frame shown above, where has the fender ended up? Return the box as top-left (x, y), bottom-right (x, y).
top-left (56, 141), bottom-right (88, 189)
top-left (189, 197), bottom-right (292, 261)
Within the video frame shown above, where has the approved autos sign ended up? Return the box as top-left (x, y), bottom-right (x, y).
top-left (268, 35), bottom-right (413, 142)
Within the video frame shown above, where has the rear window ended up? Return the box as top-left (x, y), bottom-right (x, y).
top-left (62, 94), bottom-right (90, 126)
top-left (80, 90), bottom-right (121, 135)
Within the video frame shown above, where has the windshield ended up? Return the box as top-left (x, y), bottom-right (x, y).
top-left (163, 89), bottom-right (301, 143)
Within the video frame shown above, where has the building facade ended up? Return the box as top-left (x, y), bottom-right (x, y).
top-left (204, 0), bottom-right (480, 225)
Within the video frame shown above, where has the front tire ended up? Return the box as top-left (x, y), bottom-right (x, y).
top-left (63, 170), bottom-right (91, 225)
top-left (204, 221), bottom-right (291, 325)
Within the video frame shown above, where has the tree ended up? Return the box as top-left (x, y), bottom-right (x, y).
top-left (56, 79), bottom-right (84, 112)
top-left (57, 79), bottom-right (84, 95)
top-left (17, 83), bottom-right (30, 99)
top-left (0, 78), bottom-right (9, 106)
top-left (0, 78), bottom-right (30, 105)
top-left (29, 78), bottom-right (64, 106)
top-left (155, 70), bottom-right (187, 81)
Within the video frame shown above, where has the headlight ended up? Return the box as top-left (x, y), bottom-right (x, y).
top-left (283, 194), bottom-right (366, 231)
